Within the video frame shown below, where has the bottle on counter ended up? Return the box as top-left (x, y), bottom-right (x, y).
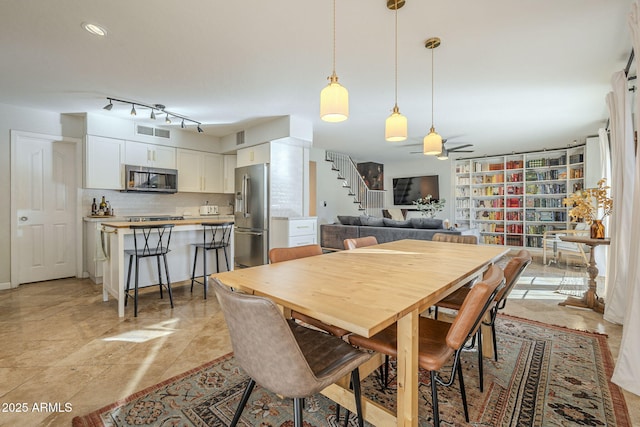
top-left (91, 198), bottom-right (97, 215)
top-left (106, 201), bottom-right (112, 216)
top-left (99, 196), bottom-right (107, 213)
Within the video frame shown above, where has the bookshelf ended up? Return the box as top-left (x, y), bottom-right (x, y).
top-left (454, 145), bottom-right (585, 248)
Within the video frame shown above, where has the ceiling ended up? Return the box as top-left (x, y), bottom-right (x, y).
top-left (0, 0), bottom-right (633, 162)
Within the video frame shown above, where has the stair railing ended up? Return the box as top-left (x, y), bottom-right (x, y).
top-left (325, 151), bottom-right (386, 216)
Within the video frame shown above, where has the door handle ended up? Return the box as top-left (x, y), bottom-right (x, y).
top-left (20, 216), bottom-right (28, 221)
top-left (235, 230), bottom-right (263, 236)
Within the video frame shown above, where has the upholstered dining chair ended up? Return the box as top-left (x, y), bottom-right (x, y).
top-left (348, 265), bottom-right (504, 427)
top-left (343, 235), bottom-right (378, 250)
top-left (431, 233), bottom-right (478, 244)
top-left (269, 245), bottom-right (350, 338)
top-left (434, 249), bottom-right (531, 391)
top-left (212, 278), bottom-right (371, 427)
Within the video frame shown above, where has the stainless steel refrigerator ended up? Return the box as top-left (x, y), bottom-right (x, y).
top-left (234, 164), bottom-right (269, 268)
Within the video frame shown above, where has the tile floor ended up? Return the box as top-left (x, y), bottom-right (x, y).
top-left (0, 254), bottom-right (638, 426)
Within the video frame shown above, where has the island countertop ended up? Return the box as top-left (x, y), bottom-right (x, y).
top-left (102, 218), bottom-right (234, 229)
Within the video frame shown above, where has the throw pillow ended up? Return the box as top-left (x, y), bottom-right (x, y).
top-left (410, 218), bottom-right (444, 229)
top-left (337, 215), bottom-right (361, 226)
top-left (383, 218), bottom-right (412, 228)
top-left (359, 215), bottom-right (385, 227)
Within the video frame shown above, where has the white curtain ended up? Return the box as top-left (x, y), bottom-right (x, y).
top-left (597, 128), bottom-right (611, 279)
top-left (603, 72), bottom-right (634, 325)
top-left (610, 0), bottom-right (640, 396)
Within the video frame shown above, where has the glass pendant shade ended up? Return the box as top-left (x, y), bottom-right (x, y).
top-left (320, 73), bottom-right (349, 122)
top-left (385, 105), bottom-right (407, 141)
top-left (423, 127), bottom-right (442, 155)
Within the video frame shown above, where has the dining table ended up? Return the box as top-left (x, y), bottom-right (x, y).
top-left (212, 239), bottom-right (509, 426)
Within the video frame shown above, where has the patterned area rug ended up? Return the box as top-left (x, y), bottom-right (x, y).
top-left (72, 315), bottom-right (630, 427)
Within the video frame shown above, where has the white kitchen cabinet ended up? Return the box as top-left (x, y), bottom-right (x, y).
top-left (125, 140), bottom-right (176, 169)
top-left (177, 148), bottom-right (223, 193)
top-left (84, 219), bottom-right (120, 283)
top-left (85, 135), bottom-right (124, 189)
top-left (271, 217), bottom-right (317, 248)
top-left (223, 154), bottom-right (237, 194)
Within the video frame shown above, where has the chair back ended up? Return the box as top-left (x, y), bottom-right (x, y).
top-left (211, 279), bottom-right (322, 397)
top-left (130, 224), bottom-right (174, 256)
top-left (445, 264), bottom-right (504, 350)
top-left (344, 236), bottom-right (378, 250)
top-left (269, 244), bottom-right (323, 263)
top-left (201, 221), bottom-right (233, 248)
top-left (495, 250), bottom-right (532, 309)
top-left (432, 233), bottom-right (478, 244)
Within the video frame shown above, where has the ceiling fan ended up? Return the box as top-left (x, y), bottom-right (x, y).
top-left (406, 138), bottom-right (475, 158)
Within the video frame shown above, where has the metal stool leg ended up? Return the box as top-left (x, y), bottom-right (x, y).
top-left (202, 246), bottom-right (207, 300)
top-left (190, 246), bottom-right (199, 292)
top-left (134, 257), bottom-right (140, 317)
top-left (125, 255), bottom-right (133, 307)
top-left (163, 253), bottom-right (174, 308)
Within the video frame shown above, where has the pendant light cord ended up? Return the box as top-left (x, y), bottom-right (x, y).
top-left (332, 0), bottom-right (337, 75)
top-left (431, 44), bottom-right (435, 128)
top-left (394, 0), bottom-right (399, 107)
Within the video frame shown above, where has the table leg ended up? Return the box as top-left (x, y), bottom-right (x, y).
top-left (396, 309), bottom-right (419, 427)
top-left (558, 244), bottom-right (604, 313)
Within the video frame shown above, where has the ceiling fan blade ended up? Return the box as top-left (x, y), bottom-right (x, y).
top-left (447, 144), bottom-right (473, 151)
top-left (451, 150), bottom-right (474, 153)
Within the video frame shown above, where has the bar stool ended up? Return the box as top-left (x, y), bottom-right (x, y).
top-left (124, 224), bottom-right (175, 317)
top-left (190, 222), bottom-right (233, 299)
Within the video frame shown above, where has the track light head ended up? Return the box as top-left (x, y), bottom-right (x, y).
top-left (130, 105), bottom-right (136, 116)
top-left (165, 114), bottom-right (171, 124)
top-left (103, 100), bottom-right (113, 111)
top-left (197, 125), bottom-right (204, 133)
top-left (150, 109), bottom-right (156, 120)
top-left (181, 119), bottom-right (185, 129)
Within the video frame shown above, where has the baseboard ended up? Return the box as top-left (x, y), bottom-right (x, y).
top-left (0, 281), bottom-right (13, 291)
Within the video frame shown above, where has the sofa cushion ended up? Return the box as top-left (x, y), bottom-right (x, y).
top-left (383, 218), bottom-right (412, 228)
top-left (337, 215), bottom-right (361, 226)
top-left (360, 215), bottom-right (385, 227)
top-left (411, 218), bottom-right (444, 229)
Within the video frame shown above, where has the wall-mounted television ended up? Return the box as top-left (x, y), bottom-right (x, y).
top-left (392, 175), bottom-right (440, 205)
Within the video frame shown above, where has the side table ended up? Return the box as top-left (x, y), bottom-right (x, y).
top-left (558, 236), bottom-right (610, 313)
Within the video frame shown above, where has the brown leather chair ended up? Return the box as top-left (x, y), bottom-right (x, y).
top-left (349, 265), bottom-right (505, 427)
top-left (268, 245), bottom-right (350, 337)
top-left (343, 236), bottom-right (378, 250)
top-left (432, 233), bottom-right (478, 244)
top-left (212, 279), bottom-right (371, 427)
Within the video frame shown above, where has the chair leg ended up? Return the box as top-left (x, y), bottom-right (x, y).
top-left (430, 370), bottom-right (440, 427)
top-left (163, 253), bottom-right (174, 308)
top-left (457, 360), bottom-right (469, 422)
top-left (492, 322), bottom-right (498, 362)
top-left (134, 257), bottom-right (140, 317)
top-left (156, 255), bottom-right (164, 299)
top-left (434, 306), bottom-right (439, 319)
top-left (125, 255), bottom-right (133, 307)
top-left (293, 397), bottom-right (304, 427)
top-left (351, 368), bottom-right (365, 427)
top-left (190, 246), bottom-right (199, 293)
top-left (230, 378), bottom-right (256, 427)
top-left (477, 330), bottom-right (484, 392)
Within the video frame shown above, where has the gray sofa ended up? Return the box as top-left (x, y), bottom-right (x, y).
top-left (321, 216), bottom-right (461, 250)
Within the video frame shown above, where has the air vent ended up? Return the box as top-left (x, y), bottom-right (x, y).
top-left (236, 130), bottom-right (245, 146)
top-left (154, 128), bottom-right (170, 139)
top-left (136, 125), bottom-right (154, 136)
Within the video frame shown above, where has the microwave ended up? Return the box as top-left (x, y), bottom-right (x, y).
top-left (124, 165), bottom-right (178, 193)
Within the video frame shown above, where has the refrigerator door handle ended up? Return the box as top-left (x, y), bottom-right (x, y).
top-left (235, 230), bottom-right (263, 236)
top-left (243, 174), bottom-right (251, 218)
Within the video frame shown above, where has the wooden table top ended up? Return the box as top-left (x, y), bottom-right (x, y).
top-left (213, 239), bottom-right (508, 338)
top-left (102, 218), bottom-right (234, 229)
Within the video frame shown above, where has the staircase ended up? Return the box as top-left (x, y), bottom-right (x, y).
top-left (325, 151), bottom-right (385, 216)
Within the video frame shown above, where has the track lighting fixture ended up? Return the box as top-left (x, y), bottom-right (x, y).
top-left (103, 97), bottom-right (203, 133)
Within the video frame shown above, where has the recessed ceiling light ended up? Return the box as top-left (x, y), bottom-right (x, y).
top-left (81, 22), bottom-right (107, 37)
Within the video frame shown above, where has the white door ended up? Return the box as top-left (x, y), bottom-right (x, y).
top-left (13, 132), bottom-right (77, 284)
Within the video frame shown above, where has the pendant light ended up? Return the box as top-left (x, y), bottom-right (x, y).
top-left (320, 0), bottom-right (348, 122)
top-left (130, 104), bottom-right (137, 116)
top-left (385, 0), bottom-right (407, 142)
top-left (423, 37), bottom-right (443, 155)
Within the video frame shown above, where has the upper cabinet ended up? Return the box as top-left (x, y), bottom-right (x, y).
top-left (124, 140), bottom-right (176, 169)
top-left (176, 149), bottom-right (223, 193)
top-left (223, 155), bottom-right (237, 194)
top-left (85, 135), bottom-right (124, 190)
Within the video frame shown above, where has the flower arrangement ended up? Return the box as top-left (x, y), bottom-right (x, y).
top-left (562, 178), bottom-right (613, 225)
top-left (413, 195), bottom-right (446, 218)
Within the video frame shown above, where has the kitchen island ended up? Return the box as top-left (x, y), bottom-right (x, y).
top-left (101, 218), bottom-right (234, 317)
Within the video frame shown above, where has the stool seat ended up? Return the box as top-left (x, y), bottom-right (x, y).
top-left (124, 224), bottom-right (175, 317)
top-left (191, 222), bottom-right (233, 299)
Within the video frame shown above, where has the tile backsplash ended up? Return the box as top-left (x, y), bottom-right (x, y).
top-left (82, 190), bottom-right (234, 217)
